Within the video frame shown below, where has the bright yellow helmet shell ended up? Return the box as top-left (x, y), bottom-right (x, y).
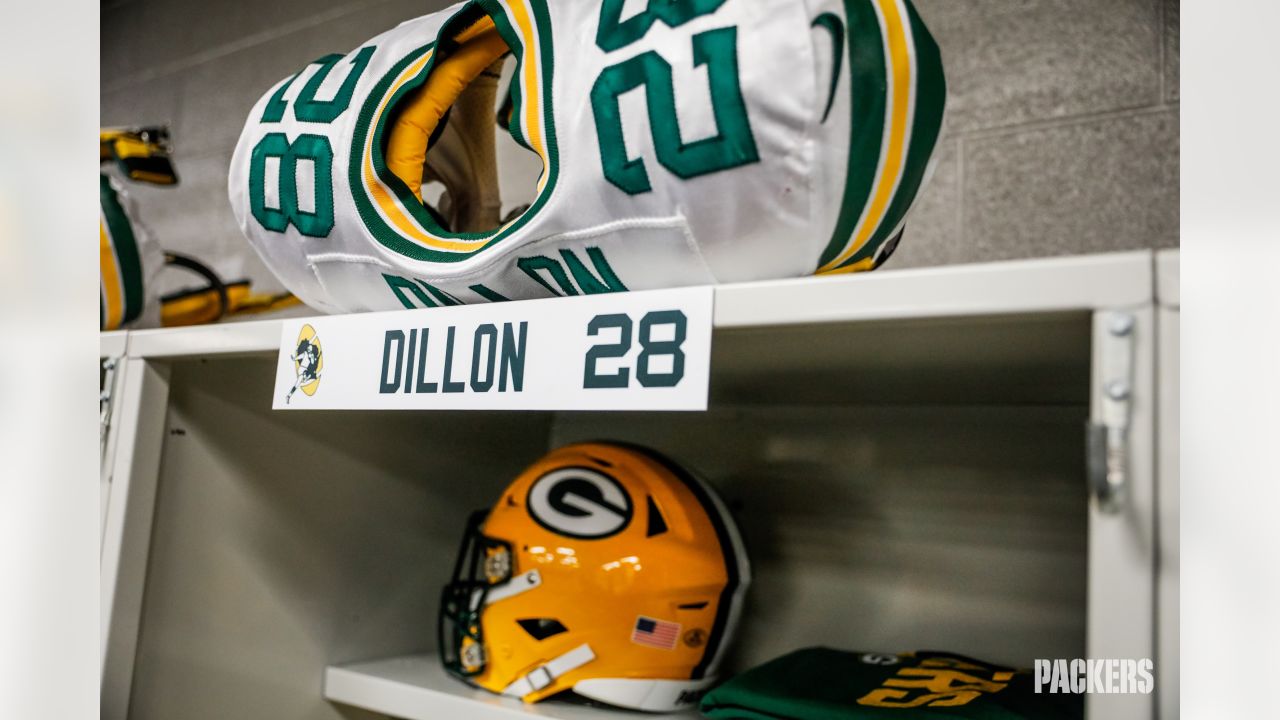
top-left (440, 442), bottom-right (750, 712)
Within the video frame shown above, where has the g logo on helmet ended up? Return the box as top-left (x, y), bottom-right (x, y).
top-left (526, 467), bottom-right (633, 539)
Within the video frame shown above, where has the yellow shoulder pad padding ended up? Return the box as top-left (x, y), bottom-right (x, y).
top-left (385, 17), bottom-right (508, 201)
top-left (101, 127), bottom-right (179, 185)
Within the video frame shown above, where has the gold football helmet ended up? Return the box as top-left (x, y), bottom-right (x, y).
top-left (440, 442), bottom-right (750, 712)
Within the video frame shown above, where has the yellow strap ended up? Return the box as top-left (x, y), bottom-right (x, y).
top-left (385, 18), bottom-right (508, 201)
top-left (229, 292), bottom-right (303, 316)
top-left (161, 284), bottom-right (248, 327)
top-left (161, 285), bottom-right (303, 327)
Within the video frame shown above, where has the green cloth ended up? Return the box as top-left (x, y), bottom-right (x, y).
top-left (700, 648), bottom-right (1082, 719)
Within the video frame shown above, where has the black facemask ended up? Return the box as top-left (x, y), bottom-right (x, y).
top-left (439, 509), bottom-right (513, 679)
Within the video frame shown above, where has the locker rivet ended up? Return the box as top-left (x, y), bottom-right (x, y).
top-left (1108, 313), bottom-right (1135, 337)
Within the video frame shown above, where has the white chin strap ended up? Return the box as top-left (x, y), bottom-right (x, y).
top-left (482, 569), bottom-right (541, 606)
top-left (501, 644), bottom-right (596, 699)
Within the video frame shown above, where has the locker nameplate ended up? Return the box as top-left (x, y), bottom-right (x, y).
top-left (272, 286), bottom-right (713, 411)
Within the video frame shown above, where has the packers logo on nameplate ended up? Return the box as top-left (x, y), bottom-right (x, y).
top-left (526, 467), bottom-right (633, 539)
top-left (286, 324), bottom-right (323, 404)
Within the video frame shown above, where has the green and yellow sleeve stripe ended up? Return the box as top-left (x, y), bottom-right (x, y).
top-left (100, 174), bottom-right (146, 330)
top-left (816, 0), bottom-right (945, 275)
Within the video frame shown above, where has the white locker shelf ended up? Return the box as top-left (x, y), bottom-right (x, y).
top-left (101, 329), bottom-right (128, 358)
top-left (121, 251), bottom-right (1155, 359)
top-left (126, 316), bottom-right (284, 358)
top-left (324, 655), bottom-right (698, 720)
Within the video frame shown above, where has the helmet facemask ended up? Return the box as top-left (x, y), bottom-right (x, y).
top-left (439, 510), bottom-right (514, 679)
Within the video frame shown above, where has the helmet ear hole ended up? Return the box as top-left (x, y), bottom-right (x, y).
top-left (645, 495), bottom-right (668, 537)
top-left (516, 618), bottom-right (568, 640)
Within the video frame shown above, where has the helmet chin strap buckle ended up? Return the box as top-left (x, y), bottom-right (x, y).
top-left (526, 666), bottom-right (554, 692)
top-left (501, 643), bottom-right (596, 699)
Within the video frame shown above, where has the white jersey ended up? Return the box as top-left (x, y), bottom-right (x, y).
top-left (228, 0), bottom-right (945, 313)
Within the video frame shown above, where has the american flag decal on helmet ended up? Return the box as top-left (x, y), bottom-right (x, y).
top-left (631, 616), bottom-right (681, 650)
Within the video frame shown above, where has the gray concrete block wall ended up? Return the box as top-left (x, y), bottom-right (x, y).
top-left (1164, 0), bottom-right (1180, 102)
top-left (894, 0), bottom-right (1180, 269)
top-left (101, 0), bottom-right (1179, 295)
